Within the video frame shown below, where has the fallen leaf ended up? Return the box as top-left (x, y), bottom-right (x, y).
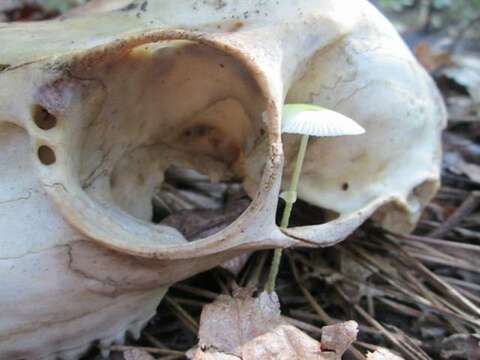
top-left (193, 289), bottom-right (358, 360)
top-left (240, 324), bottom-right (325, 360)
top-left (193, 323), bottom-right (358, 360)
top-left (321, 321), bottom-right (358, 356)
top-left (415, 42), bottom-right (452, 73)
top-left (123, 349), bottom-right (156, 360)
top-left (197, 289), bottom-right (284, 355)
top-left (366, 348), bottom-right (404, 360)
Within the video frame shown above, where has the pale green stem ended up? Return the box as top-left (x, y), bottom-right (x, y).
top-left (266, 134), bottom-right (310, 293)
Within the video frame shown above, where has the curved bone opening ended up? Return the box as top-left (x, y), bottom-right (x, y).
top-left (69, 40), bottom-right (267, 240)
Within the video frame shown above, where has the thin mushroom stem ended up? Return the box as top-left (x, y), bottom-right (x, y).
top-left (266, 134), bottom-right (310, 293)
top-left (265, 103), bottom-right (364, 293)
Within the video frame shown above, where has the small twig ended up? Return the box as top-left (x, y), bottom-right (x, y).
top-left (169, 297), bottom-right (205, 308)
top-left (164, 296), bottom-right (199, 334)
top-left (396, 232), bottom-right (480, 251)
top-left (386, 325), bottom-right (432, 360)
top-left (143, 332), bottom-right (167, 348)
top-left (377, 297), bottom-right (423, 318)
top-left (108, 345), bottom-right (185, 356)
top-left (335, 285), bottom-right (430, 360)
top-left (288, 254), bottom-right (367, 360)
top-left (246, 251), bottom-right (268, 287)
top-left (211, 271), bottom-right (229, 294)
top-left (429, 191), bottom-right (480, 238)
top-left (288, 253), bottom-right (332, 324)
top-left (347, 242), bottom-right (480, 329)
top-left (442, 276), bottom-right (480, 297)
top-left (173, 284), bottom-right (218, 300)
top-left (387, 240), bottom-right (480, 319)
top-left (354, 341), bottom-right (388, 352)
top-left (282, 315), bottom-right (323, 336)
top-left (405, 251), bottom-right (480, 273)
top-left (346, 245), bottom-right (435, 308)
top-left (290, 309), bottom-right (383, 337)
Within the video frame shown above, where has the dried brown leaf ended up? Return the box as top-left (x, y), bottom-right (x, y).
top-left (321, 321), bottom-right (359, 356)
top-left (193, 323), bottom-right (358, 360)
top-left (415, 42), bottom-right (452, 73)
top-left (197, 290), bottom-right (284, 355)
top-left (240, 324), bottom-right (325, 360)
top-left (194, 289), bottom-right (358, 360)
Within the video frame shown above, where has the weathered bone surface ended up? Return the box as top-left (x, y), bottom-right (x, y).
top-left (0, 0), bottom-right (445, 359)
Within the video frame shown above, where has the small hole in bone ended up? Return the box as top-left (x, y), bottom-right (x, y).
top-left (342, 182), bottom-right (349, 191)
top-left (37, 145), bottom-right (56, 165)
top-left (32, 105), bottom-right (57, 130)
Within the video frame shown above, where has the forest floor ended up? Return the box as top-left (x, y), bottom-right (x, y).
top-left (2, 2), bottom-right (480, 360)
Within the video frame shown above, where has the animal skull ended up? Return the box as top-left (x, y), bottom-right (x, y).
top-left (0, 0), bottom-right (446, 359)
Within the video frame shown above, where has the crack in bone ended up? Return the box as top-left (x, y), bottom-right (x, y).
top-left (66, 244), bottom-right (120, 297)
top-left (0, 191), bottom-right (33, 206)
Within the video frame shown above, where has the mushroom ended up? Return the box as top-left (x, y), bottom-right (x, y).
top-left (0, 1), bottom-right (446, 359)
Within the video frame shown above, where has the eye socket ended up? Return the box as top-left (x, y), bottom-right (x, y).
top-left (32, 105), bottom-right (57, 130)
top-left (37, 145), bottom-right (56, 166)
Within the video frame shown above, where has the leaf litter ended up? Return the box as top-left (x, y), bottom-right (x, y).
top-left (4, 2), bottom-right (480, 360)
top-left (190, 287), bottom-right (358, 360)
